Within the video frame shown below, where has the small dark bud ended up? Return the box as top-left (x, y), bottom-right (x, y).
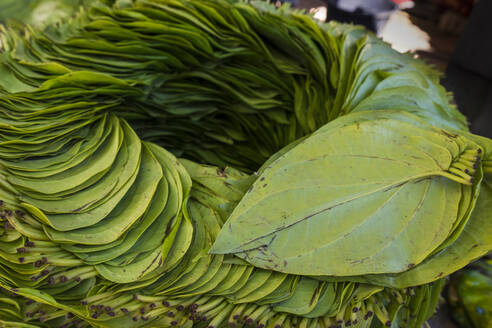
top-left (47, 277), bottom-right (55, 285)
top-left (17, 247), bottom-right (27, 253)
top-left (352, 319), bottom-right (358, 325)
top-left (163, 300), bottom-right (170, 307)
top-left (190, 303), bottom-right (198, 309)
top-left (59, 276), bottom-right (68, 283)
top-left (108, 311), bottom-right (115, 317)
top-left (5, 209), bottom-right (12, 216)
top-left (66, 312), bottom-right (74, 319)
top-left (25, 241), bottom-right (34, 247)
top-left (132, 316), bottom-right (138, 321)
top-left (34, 260), bottom-right (42, 267)
top-left (121, 308), bottom-right (128, 314)
top-left (18, 257), bottom-right (25, 263)
top-left (478, 148), bottom-right (482, 154)
top-left (90, 305), bottom-right (97, 310)
top-left (245, 318), bottom-right (253, 325)
top-left (97, 305), bottom-right (104, 310)
top-left (141, 316), bottom-right (149, 321)
top-left (168, 311), bottom-right (175, 317)
top-left (149, 303), bottom-right (156, 309)
top-left (91, 313), bottom-right (98, 319)
top-left (346, 321), bottom-right (351, 326)
top-left (30, 276), bottom-right (38, 281)
top-left (367, 311), bottom-right (374, 317)
top-left (15, 210), bottom-right (25, 217)
top-left (352, 307), bottom-right (359, 313)
top-left (41, 270), bottom-right (49, 276)
top-left (171, 321), bottom-right (178, 326)
top-left (233, 314), bottom-right (240, 320)
top-left (385, 321), bottom-right (392, 327)
top-left (104, 306), bottom-right (112, 312)
top-left (177, 305), bottom-right (184, 311)
top-left (81, 301), bottom-right (88, 305)
top-left (41, 257), bottom-right (48, 264)
top-left (139, 307), bottom-right (145, 314)
top-left (75, 277), bottom-right (81, 282)
top-left (25, 300), bottom-right (34, 305)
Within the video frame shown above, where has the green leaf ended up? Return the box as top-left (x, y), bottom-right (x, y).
top-left (211, 112), bottom-right (481, 276)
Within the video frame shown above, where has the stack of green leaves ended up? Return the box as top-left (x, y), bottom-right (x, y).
top-left (0, 1), bottom-right (490, 328)
top-left (0, 0), bottom-right (467, 171)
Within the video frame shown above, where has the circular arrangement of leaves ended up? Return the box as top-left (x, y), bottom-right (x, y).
top-left (0, 1), bottom-right (490, 328)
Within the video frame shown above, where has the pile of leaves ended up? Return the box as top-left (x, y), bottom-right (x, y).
top-left (0, 1), bottom-right (490, 327)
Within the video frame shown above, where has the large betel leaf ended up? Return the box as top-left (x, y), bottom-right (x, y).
top-left (211, 112), bottom-right (483, 276)
top-left (328, 167), bottom-right (492, 288)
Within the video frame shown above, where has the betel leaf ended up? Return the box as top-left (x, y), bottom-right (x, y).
top-left (341, 168), bottom-right (492, 288)
top-left (211, 112), bottom-right (483, 276)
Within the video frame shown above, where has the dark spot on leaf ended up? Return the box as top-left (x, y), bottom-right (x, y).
top-left (165, 216), bottom-right (176, 236)
top-left (309, 283), bottom-right (322, 306)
